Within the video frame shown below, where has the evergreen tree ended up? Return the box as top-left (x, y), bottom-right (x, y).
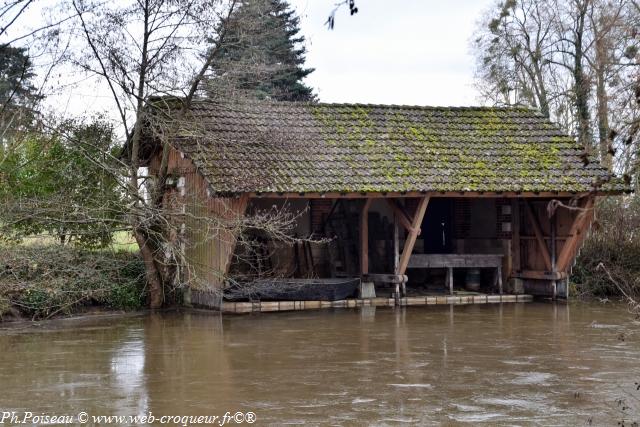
top-left (207, 0), bottom-right (315, 101)
top-left (0, 45), bottom-right (41, 135)
top-left (0, 45), bottom-right (39, 108)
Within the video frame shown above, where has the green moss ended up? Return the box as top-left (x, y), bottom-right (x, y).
top-left (308, 104), bottom-right (583, 193)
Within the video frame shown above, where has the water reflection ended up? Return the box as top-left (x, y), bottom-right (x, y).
top-left (0, 302), bottom-right (638, 425)
top-left (110, 328), bottom-right (146, 416)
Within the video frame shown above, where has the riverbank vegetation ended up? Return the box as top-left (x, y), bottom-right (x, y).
top-left (573, 196), bottom-right (640, 308)
top-left (0, 245), bottom-right (146, 321)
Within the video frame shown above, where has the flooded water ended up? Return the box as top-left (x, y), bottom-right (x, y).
top-left (1, 302), bottom-right (639, 426)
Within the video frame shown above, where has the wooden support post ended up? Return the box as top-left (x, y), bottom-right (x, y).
top-left (393, 214), bottom-right (400, 274)
top-left (556, 197), bottom-right (595, 272)
top-left (447, 267), bottom-right (453, 295)
top-left (523, 200), bottom-right (552, 271)
top-left (498, 265), bottom-right (503, 295)
top-left (360, 198), bottom-right (373, 275)
top-left (397, 196), bottom-right (430, 276)
top-left (551, 214), bottom-right (557, 300)
top-left (511, 199), bottom-right (521, 273)
top-left (393, 214), bottom-right (402, 298)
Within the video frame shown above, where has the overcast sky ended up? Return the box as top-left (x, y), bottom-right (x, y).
top-left (289, 0), bottom-right (495, 106)
top-left (33, 0), bottom-right (496, 117)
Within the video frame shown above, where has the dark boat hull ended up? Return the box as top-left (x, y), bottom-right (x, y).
top-left (224, 278), bottom-right (360, 302)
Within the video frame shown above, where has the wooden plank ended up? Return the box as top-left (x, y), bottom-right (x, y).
top-left (523, 200), bottom-right (552, 271)
top-left (408, 254), bottom-right (503, 269)
top-left (513, 270), bottom-right (568, 280)
top-left (556, 197), bottom-right (595, 272)
top-left (397, 196), bottom-right (430, 275)
top-left (362, 274), bottom-right (408, 284)
top-left (360, 198), bottom-right (373, 275)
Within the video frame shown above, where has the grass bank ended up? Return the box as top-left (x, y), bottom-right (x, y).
top-left (0, 245), bottom-right (147, 321)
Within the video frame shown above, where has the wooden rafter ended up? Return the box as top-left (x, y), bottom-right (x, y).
top-left (556, 197), bottom-right (595, 272)
top-left (523, 200), bottom-right (552, 271)
top-left (397, 196), bottom-right (430, 276)
top-left (360, 198), bottom-right (373, 275)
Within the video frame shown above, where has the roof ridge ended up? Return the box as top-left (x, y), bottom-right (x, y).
top-left (189, 97), bottom-right (541, 113)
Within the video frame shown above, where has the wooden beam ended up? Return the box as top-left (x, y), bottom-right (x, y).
top-left (556, 197), bottom-right (595, 272)
top-left (360, 198), bottom-right (373, 275)
top-left (513, 270), bottom-right (568, 280)
top-left (247, 191), bottom-right (613, 199)
top-left (523, 200), bottom-right (552, 271)
top-left (385, 199), bottom-right (415, 233)
top-left (397, 196), bottom-right (430, 276)
top-left (361, 274), bottom-right (408, 284)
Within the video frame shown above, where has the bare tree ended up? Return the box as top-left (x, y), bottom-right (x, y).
top-left (473, 0), bottom-right (640, 182)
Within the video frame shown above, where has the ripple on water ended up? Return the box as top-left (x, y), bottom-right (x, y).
top-left (500, 359), bottom-right (533, 365)
top-left (451, 403), bottom-right (484, 412)
top-left (450, 412), bottom-right (505, 422)
top-left (345, 360), bottom-right (375, 365)
top-left (352, 398), bottom-right (376, 404)
top-left (381, 417), bottom-right (419, 423)
top-left (295, 403), bottom-right (330, 409)
top-left (510, 372), bottom-right (557, 385)
top-left (388, 383), bottom-right (433, 389)
top-left (590, 321), bottom-right (623, 329)
top-left (475, 397), bottom-right (550, 413)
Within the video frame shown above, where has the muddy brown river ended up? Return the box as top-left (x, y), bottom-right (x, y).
top-left (1, 302), bottom-right (639, 425)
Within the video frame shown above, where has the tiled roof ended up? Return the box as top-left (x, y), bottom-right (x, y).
top-left (167, 99), bottom-right (627, 194)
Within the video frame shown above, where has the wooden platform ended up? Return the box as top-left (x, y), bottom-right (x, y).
top-left (221, 294), bottom-right (533, 313)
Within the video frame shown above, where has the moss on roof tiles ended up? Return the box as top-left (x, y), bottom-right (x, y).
top-left (163, 99), bottom-right (629, 194)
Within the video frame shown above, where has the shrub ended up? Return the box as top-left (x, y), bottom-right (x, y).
top-left (0, 295), bottom-right (10, 318)
top-left (0, 245), bottom-right (147, 319)
top-left (573, 195), bottom-right (640, 300)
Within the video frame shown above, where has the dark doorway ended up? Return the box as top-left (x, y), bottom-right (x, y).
top-left (422, 199), bottom-right (454, 254)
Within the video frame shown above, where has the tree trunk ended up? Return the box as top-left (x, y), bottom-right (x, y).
top-left (134, 230), bottom-right (164, 309)
top-left (574, 1), bottom-right (593, 151)
top-left (595, 38), bottom-right (611, 170)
